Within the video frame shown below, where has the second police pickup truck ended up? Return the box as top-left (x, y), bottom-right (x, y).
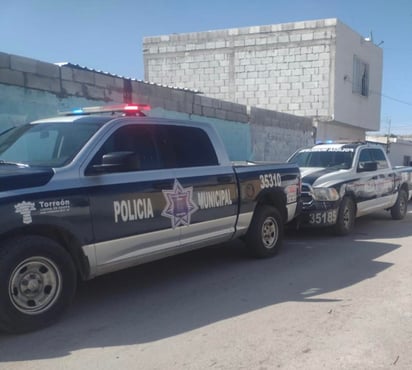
top-left (288, 141), bottom-right (412, 235)
top-left (0, 104), bottom-right (300, 333)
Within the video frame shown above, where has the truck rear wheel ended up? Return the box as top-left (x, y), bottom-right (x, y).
top-left (334, 196), bottom-right (355, 236)
top-left (246, 205), bottom-right (283, 258)
top-left (0, 236), bottom-right (77, 334)
top-left (390, 189), bottom-right (408, 220)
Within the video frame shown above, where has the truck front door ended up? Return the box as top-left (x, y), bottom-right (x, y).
top-left (84, 124), bottom-right (178, 275)
top-left (355, 148), bottom-right (396, 215)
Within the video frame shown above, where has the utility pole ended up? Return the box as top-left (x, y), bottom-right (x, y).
top-left (386, 118), bottom-right (392, 153)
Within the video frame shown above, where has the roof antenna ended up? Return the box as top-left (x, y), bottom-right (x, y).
top-left (364, 30), bottom-right (373, 42)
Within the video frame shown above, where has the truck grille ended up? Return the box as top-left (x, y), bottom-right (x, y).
top-left (301, 183), bottom-right (313, 205)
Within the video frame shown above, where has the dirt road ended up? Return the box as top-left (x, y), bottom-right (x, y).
top-left (1, 209), bottom-right (411, 369)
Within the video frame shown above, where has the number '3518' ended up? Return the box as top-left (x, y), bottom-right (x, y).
top-left (259, 173), bottom-right (282, 189)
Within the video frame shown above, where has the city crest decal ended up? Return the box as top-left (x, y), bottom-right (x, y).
top-left (162, 179), bottom-right (198, 228)
top-left (15, 201), bottom-right (37, 224)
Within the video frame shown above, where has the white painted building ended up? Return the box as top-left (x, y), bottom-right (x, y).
top-left (366, 135), bottom-right (412, 166)
top-left (143, 18), bottom-right (383, 142)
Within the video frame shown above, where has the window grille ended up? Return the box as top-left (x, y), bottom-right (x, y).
top-left (352, 55), bottom-right (369, 97)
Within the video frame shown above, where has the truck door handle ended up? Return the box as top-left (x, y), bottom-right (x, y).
top-left (217, 175), bottom-right (233, 184)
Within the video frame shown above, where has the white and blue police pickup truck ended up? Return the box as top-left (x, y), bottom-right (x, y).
top-left (0, 104), bottom-right (300, 333)
top-left (288, 141), bottom-right (412, 235)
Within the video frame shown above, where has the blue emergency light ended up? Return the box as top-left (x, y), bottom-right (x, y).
top-left (62, 104), bottom-right (151, 117)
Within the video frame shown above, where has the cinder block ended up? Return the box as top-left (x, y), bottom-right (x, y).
top-left (147, 96), bottom-right (165, 109)
top-left (302, 33), bottom-right (314, 41)
top-left (11, 55), bottom-right (37, 73)
top-left (270, 24), bottom-right (282, 32)
top-left (94, 73), bottom-right (116, 89)
top-left (279, 35), bottom-right (289, 43)
top-left (295, 55), bottom-right (307, 62)
top-left (26, 74), bottom-right (60, 93)
top-left (310, 88), bottom-right (323, 96)
top-left (82, 84), bottom-right (106, 100)
top-left (319, 52), bottom-right (330, 60)
top-left (72, 69), bottom-right (95, 84)
top-left (61, 80), bottom-right (83, 96)
top-left (176, 98), bottom-right (194, 114)
top-left (36, 61), bottom-right (60, 78)
top-left (0, 53), bottom-right (10, 68)
top-left (199, 95), bottom-right (215, 108)
top-left (314, 31), bottom-right (327, 40)
top-left (290, 34), bottom-right (302, 42)
top-left (0, 69), bottom-right (24, 86)
top-left (325, 18), bottom-right (337, 26)
top-left (215, 109), bottom-right (226, 120)
top-left (202, 106), bottom-right (215, 117)
top-left (193, 104), bottom-right (202, 115)
top-left (60, 66), bottom-right (73, 81)
top-left (104, 89), bottom-right (123, 103)
top-left (249, 26), bottom-right (260, 34)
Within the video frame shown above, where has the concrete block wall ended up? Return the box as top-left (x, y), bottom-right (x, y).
top-left (0, 51), bottom-right (313, 161)
top-left (250, 107), bottom-right (313, 161)
top-left (143, 19), bottom-right (337, 118)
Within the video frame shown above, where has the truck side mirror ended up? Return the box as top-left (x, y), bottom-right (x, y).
top-left (92, 151), bottom-right (140, 173)
top-left (358, 161), bottom-right (378, 172)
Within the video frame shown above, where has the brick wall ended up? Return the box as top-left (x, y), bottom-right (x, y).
top-left (0, 51), bottom-right (313, 161)
top-left (144, 19), bottom-right (336, 118)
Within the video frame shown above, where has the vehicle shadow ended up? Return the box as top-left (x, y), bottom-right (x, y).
top-left (0, 214), bottom-right (404, 361)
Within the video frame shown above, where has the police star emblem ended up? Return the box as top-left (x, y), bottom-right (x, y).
top-left (161, 179), bottom-right (198, 228)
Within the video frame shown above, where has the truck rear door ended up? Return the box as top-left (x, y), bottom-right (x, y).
top-left (155, 125), bottom-right (238, 248)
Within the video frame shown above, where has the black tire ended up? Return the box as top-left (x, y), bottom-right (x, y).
top-left (334, 197), bottom-right (356, 236)
top-left (390, 189), bottom-right (408, 220)
top-left (0, 236), bottom-right (77, 334)
top-left (246, 205), bottom-right (283, 258)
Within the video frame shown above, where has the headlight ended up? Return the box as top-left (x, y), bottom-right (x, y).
top-left (311, 187), bottom-right (340, 201)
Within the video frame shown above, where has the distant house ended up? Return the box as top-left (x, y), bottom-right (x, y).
top-left (144, 18), bottom-right (383, 142)
top-left (366, 135), bottom-right (412, 166)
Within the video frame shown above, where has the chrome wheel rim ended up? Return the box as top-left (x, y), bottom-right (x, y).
top-left (9, 257), bottom-right (62, 315)
top-left (261, 216), bottom-right (278, 249)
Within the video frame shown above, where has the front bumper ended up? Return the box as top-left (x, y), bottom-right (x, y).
top-left (298, 200), bottom-right (340, 227)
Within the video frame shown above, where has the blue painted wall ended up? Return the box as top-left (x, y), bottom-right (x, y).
top-left (0, 85), bottom-right (252, 161)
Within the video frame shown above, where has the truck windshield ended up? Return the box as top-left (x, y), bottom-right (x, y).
top-left (0, 122), bottom-right (100, 167)
top-left (288, 149), bottom-right (354, 169)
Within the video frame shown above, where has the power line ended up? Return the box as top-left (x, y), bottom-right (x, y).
top-left (370, 90), bottom-right (412, 106)
top-left (381, 93), bottom-right (412, 106)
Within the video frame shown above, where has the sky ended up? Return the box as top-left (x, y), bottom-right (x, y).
top-left (1, 0), bottom-right (411, 134)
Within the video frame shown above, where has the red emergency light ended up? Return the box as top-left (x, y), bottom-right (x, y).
top-left (63, 104), bottom-right (151, 116)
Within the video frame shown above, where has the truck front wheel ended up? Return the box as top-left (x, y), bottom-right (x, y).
top-left (390, 189), bottom-right (408, 220)
top-left (246, 205), bottom-right (283, 258)
top-left (334, 196), bottom-right (355, 236)
top-left (0, 236), bottom-right (77, 334)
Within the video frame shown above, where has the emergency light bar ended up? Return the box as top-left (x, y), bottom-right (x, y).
top-left (62, 104), bottom-right (151, 116)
